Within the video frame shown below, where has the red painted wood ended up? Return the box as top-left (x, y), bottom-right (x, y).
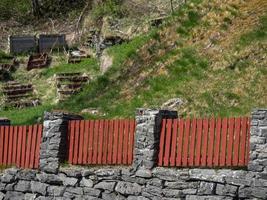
top-left (3, 126), bottom-right (9, 165)
top-left (102, 120), bottom-right (109, 164)
top-left (25, 126), bottom-right (33, 168)
top-left (164, 119), bottom-right (173, 166)
top-left (123, 120), bottom-right (129, 165)
top-left (213, 118), bottom-right (221, 167)
top-left (12, 126), bottom-right (18, 164)
top-left (88, 120), bottom-right (94, 164)
top-left (68, 121), bottom-right (75, 164)
top-left (170, 119), bottom-right (178, 167)
top-left (83, 120), bottom-right (90, 164)
top-left (34, 125), bottom-right (42, 168)
top-left (117, 120), bottom-right (124, 164)
top-left (29, 125), bottom-right (38, 168)
top-left (201, 119), bottom-right (209, 166)
top-left (207, 118), bottom-right (215, 167)
top-left (16, 126), bottom-right (23, 167)
top-left (245, 118), bottom-right (251, 165)
top-left (98, 120), bottom-right (104, 164)
top-left (226, 118), bottom-right (234, 166)
top-left (8, 126), bottom-right (13, 165)
top-left (107, 120), bottom-right (114, 164)
top-left (158, 119), bottom-right (166, 166)
top-left (128, 120), bottom-right (135, 165)
top-left (21, 126), bottom-right (27, 168)
top-left (93, 120), bottom-right (99, 164)
top-left (73, 120), bottom-right (80, 165)
top-left (233, 118), bottom-right (241, 166)
top-left (0, 126), bottom-right (4, 165)
top-left (239, 117), bottom-right (248, 166)
top-left (220, 118), bottom-right (228, 166)
top-left (176, 119), bottom-right (184, 166)
top-left (195, 119), bottom-right (203, 166)
top-left (182, 118), bottom-right (190, 167)
top-left (189, 119), bottom-right (197, 166)
top-left (78, 120), bottom-right (85, 164)
top-left (113, 120), bottom-right (119, 164)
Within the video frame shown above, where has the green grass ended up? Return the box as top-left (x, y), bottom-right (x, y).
top-left (0, 0), bottom-right (31, 21)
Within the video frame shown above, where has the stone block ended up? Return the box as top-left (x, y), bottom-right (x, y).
top-left (115, 181), bottom-right (142, 195)
top-left (14, 180), bottom-right (31, 192)
top-left (94, 181), bottom-right (116, 191)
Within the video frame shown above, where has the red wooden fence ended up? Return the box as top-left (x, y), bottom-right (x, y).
top-left (0, 124), bottom-right (43, 169)
top-left (158, 117), bottom-right (250, 167)
top-left (67, 119), bottom-right (136, 165)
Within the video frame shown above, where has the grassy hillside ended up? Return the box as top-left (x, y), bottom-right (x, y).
top-left (0, 0), bottom-right (266, 124)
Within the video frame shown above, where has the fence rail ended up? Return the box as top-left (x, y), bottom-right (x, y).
top-left (158, 117), bottom-right (250, 167)
top-left (67, 119), bottom-right (136, 165)
top-left (0, 125), bottom-right (43, 169)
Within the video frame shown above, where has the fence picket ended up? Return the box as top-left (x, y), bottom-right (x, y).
top-left (12, 126), bottom-right (18, 164)
top-left (170, 119), bottom-right (178, 166)
top-left (233, 118), bottom-right (241, 166)
top-left (88, 120), bottom-right (94, 164)
top-left (8, 126), bottom-right (13, 165)
top-left (128, 120), bottom-right (135, 165)
top-left (220, 118), bottom-right (228, 166)
top-left (107, 120), bottom-right (114, 164)
top-left (78, 120), bottom-right (85, 164)
top-left (102, 120), bottom-right (109, 164)
top-left (21, 126), bottom-right (27, 168)
top-left (195, 119), bottom-right (203, 166)
top-left (93, 120), bottom-right (99, 164)
top-left (176, 119), bottom-right (184, 166)
top-left (123, 120), bottom-right (129, 165)
top-left (73, 121), bottom-right (80, 165)
top-left (245, 119), bottom-right (251, 165)
top-left (118, 120), bottom-right (124, 164)
top-left (182, 119), bottom-right (190, 166)
top-left (227, 118), bottom-right (234, 166)
top-left (164, 119), bottom-right (172, 166)
top-left (0, 126), bottom-right (4, 165)
top-left (213, 118), bottom-right (221, 167)
top-left (25, 126), bottom-right (33, 168)
top-left (98, 120), bottom-right (104, 164)
top-left (83, 120), bottom-right (90, 164)
top-left (29, 125), bottom-right (38, 168)
top-left (113, 120), bottom-right (119, 164)
top-left (239, 117), bottom-right (248, 166)
top-left (201, 119), bottom-right (209, 166)
top-left (34, 125), bottom-right (43, 168)
top-left (189, 119), bottom-right (197, 166)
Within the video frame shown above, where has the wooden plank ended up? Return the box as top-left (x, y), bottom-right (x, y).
top-left (0, 126), bottom-right (4, 165)
top-left (189, 118), bottom-right (197, 167)
top-left (128, 120), bottom-right (135, 165)
top-left (233, 118), bottom-right (241, 166)
top-left (201, 118), bottom-right (209, 166)
top-left (83, 120), bottom-right (90, 164)
top-left (3, 126), bottom-right (9, 165)
top-left (163, 119), bottom-right (173, 166)
top-left (123, 120), bottom-right (129, 165)
top-left (102, 120), bottom-right (109, 164)
top-left (34, 125), bottom-right (42, 169)
top-left (98, 120), bottom-right (104, 164)
top-left (207, 118), bottom-right (215, 167)
top-left (239, 117), bottom-right (248, 166)
top-left (213, 118), bottom-right (221, 167)
top-left (21, 126), bottom-right (27, 168)
top-left (158, 119), bottom-right (166, 166)
top-left (107, 120), bottom-right (114, 164)
top-left (226, 118), bottom-right (234, 166)
top-left (88, 120), bottom-right (94, 164)
top-left (68, 121), bottom-right (75, 164)
top-left (78, 120), bottom-right (85, 164)
top-left (29, 125), bottom-right (38, 168)
top-left (195, 119), bottom-right (203, 166)
top-left (245, 118), bottom-right (251, 165)
top-left (92, 120), bottom-right (99, 164)
top-left (220, 118), bottom-right (228, 167)
top-left (12, 126), bottom-right (18, 164)
top-left (182, 118), bottom-right (190, 167)
top-left (16, 126), bottom-right (23, 167)
top-left (25, 125), bottom-right (33, 168)
top-left (112, 120), bottom-right (119, 164)
top-left (117, 120), bottom-right (124, 164)
top-left (170, 119), bottom-right (178, 167)
top-left (176, 119), bottom-right (184, 166)
top-left (73, 120), bottom-right (80, 165)
top-left (8, 126), bottom-right (13, 165)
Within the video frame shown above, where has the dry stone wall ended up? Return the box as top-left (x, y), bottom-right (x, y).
top-left (0, 109), bottom-right (266, 200)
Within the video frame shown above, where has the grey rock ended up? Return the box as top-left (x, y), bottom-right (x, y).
top-left (95, 169), bottom-right (121, 180)
top-left (47, 185), bottom-right (65, 196)
top-left (198, 182), bottom-right (215, 195)
top-left (60, 175), bottom-right (78, 186)
top-left (35, 196), bottom-right (53, 200)
top-left (5, 182), bottom-right (16, 191)
top-left (127, 196), bottom-right (150, 200)
top-left (0, 183), bottom-right (5, 191)
top-left (1, 174), bottom-right (15, 183)
top-left (83, 187), bottom-right (101, 197)
top-left (186, 195), bottom-right (233, 200)
top-left (5, 191), bottom-right (24, 200)
top-left (24, 193), bottom-right (37, 200)
top-left (216, 184), bottom-right (237, 197)
top-left (0, 192), bottom-right (4, 200)
top-left (37, 173), bottom-right (62, 184)
top-left (142, 185), bottom-right (163, 197)
top-left (61, 169), bottom-right (82, 178)
top-left (135, 169), bottom-right (152, 178)
top-left (147, 178), bottom-right (163, 187)
top-left (115, 181), bottom-right (142, 195)
top-left (94, 181), bottom-right (116, 191)
top-left (31, 181), bottom-right (48, 195)
top-left (14, 180), bottom-right (31, 192)
top-left (16, 170), bottom-right (37, 181)
top-left (162, 189), bottom-right (183, 198)
top-left (182, 188), bottom-right (197, 194)
top-left (80, 177), bottom-right (94, 187)
top-left (239, 186), bottom-right (267, 199)
top-left (65, 186), bottom-right (83, 195)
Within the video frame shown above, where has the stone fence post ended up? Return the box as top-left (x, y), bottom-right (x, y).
top-left (249, 109), bottom-right (267, 173)
top-left (133, 109), bottom-right (178, 171)
top-left (39, 111), bottom-right (83, 173)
